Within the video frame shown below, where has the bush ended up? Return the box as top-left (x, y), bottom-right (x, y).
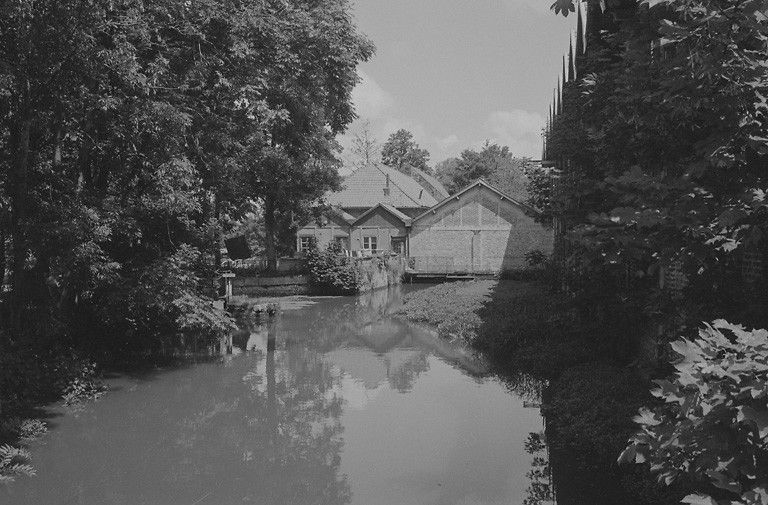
top-left (306, 243), bottom-right (361, 295)
top-left (620, 320), bottom-right (768, 505)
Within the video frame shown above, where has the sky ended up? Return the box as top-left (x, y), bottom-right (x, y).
top-left (338, 0), bottom-right (577, 168)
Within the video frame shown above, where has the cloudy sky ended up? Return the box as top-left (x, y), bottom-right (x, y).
top-left (339, 0), bottom-right (576, 167)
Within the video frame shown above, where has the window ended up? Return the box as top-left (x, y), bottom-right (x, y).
top-left (363, 236), bottom-right (377, 251)
top-left (298, 236), bottom-right (313, 252)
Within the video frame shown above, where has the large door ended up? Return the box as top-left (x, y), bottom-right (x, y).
top-left (470, 230), bottom-right (481, 272)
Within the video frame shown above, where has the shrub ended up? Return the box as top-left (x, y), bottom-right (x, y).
top-left (620, 320), bottom-right (768, 505)
top-left (306, 243), bottom-right (361, 295)
top-left (0, 444), bottom-right (35, 484)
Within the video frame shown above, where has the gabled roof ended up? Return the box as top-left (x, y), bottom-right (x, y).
top-left (412, 179), bottom-right (540, 224)
top-left (409, 166), bottom-right (450, 200)
top-left (353, 203), bottom-right (412, 226)
top-left (326, 163), bottom-right (440, 209)
top-left (326, 206), bottom-right (356, 225)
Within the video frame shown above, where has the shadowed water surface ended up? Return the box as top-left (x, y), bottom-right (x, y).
top-left (2, 286), bottom-right (546, 505)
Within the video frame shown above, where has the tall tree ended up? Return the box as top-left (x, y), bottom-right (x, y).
top-left (350, 120), bottom-right (379, 167)
top-left (0, 0), bottom-right (372, 347)
top-left (436, 141), bottom-right (529, 198)
top-left (380, 129), bottom-right (431, 174)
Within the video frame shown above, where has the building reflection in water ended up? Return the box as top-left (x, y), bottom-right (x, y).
top-left (4, 285), bottom-right (551, 505)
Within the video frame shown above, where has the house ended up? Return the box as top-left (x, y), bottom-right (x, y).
top-left (409, 179), bottom-right (554, 273)
top-left (296, 162), bottom-right (448, 255)
top-left (296, 163), bottom-right (553, 273)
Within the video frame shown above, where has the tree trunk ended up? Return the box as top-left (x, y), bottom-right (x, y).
top-left (213, 189), bottom-right (222, 270)
top-left (10, 110), bottom-right (32, 337)
top-left (266, 320), bottom-right (277, 461)
top-left (264, 193), bottom-right (277, 271)
top-left (0, 226), bottom-right (6, 292)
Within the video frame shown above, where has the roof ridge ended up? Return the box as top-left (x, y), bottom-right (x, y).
top-left (353, 202), bottom-right (411, 225)
top-left (372, 163), bottom-right (424, 207)
top-left (411, 178), bottom-right (540, 223)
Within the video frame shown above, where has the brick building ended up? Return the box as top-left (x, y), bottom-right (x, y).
top-left (296, 163), bottom-right (553, 273)
top-left (296, 162), bottom-right (447, 255)
top-left (409, 180), bottom-right (553, 273)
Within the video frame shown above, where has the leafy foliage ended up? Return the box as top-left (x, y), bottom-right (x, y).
top-left (306, 243), bottom-right (361, 295)
top-left (523, 432), bottom-right (554, 505)
top-left (620, 320), bottom-right (768, 505)
top-left (0, 0), bottom-right (371, 483)
top-left (436, 141), bottom-right (530, 197)
top-left (0, 444), bottom-right (35, 485)
top-left (543, 0), bottom-right (768, 334)
top-left (380, 129), bottom-right (431, 174)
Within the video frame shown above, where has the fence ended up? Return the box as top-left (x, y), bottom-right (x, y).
top-left (224, 256), bottom-right (305, 274)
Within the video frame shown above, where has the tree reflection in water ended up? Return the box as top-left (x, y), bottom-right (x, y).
top-left (237, 318), bottom-right (351, 505)
top-left (5, 286), bottom-right (550, 505)
top-left (523, 431), bottom-right (555, 505)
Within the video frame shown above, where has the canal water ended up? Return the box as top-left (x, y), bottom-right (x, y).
top-left (2, 286), bottom-right (547, 505)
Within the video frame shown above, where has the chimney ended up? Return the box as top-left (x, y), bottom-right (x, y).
top-left (384, 174), bottom-right (391, 196)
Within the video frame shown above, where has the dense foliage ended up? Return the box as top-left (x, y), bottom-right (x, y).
top-left (306, 243), bottom-right (361, 295)
top-left (380, 129), bottom-right (431, 174)
top-left (543, 0), bottom-right (768, 332)
top-left (542, 0), bottom-right (768, 500)
top-left (621, 320), bottom-right (768, 505)
top-left (0, 0), bottom-right (371, 348)
top-left (436, 141), bottom-right (530, 198)
top-left (0, 0), bottom-right (371, 480)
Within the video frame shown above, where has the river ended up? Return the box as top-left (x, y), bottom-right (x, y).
top-left (2, 286), bottom-right (548, 505)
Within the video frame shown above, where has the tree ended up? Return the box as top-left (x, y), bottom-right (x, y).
top-left (435, 141), bottom-right (529, 197)
top-left (380, 129), bottom-right (430, 174)
top-left (0, 0), bottom-right (373, 346)
top-left (350, 120), bottom-right (380, 167)
top-left (236, 0), bottom-right (374, 270)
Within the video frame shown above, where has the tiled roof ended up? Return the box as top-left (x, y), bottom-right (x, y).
top-left (327, 206), bottom-right (356, 225)
top-left (326, 163), bottom-right (440, 209)
top-left (411, 178), bottom-right (540, 224)
top-left (409, 166), bottom-right (450, 200)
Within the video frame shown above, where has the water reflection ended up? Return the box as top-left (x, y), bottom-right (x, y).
top-left (3, 285), bottom-right (548, 505)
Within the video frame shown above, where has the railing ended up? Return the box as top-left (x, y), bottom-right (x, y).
top-left (408, 256), bottom-right (456, 273)
top-left (223, 256), bottom-right (305, 274)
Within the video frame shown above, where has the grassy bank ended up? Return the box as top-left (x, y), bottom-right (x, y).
top-left (395, 280), bottom-right (689, 505)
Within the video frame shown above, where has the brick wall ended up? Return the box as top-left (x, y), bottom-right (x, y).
top-left (409, 185), bottom-right (553, 273)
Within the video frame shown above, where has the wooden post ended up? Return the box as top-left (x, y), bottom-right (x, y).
top-left (222, 272), bottom-right (236, 302)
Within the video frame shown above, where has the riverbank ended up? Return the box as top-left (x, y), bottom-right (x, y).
top-left (395, 280), bottom-right (691, 505)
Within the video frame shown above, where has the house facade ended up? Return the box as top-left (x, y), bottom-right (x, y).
top-left (296, 163), bottom-right (448, 255)
top-left (409, 180), bottom-right (554, 272)
top-left (296, 163), bottom-right (553, 273)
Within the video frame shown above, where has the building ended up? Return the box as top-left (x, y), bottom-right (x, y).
top-left (409, 179), bottom-right (554, 273)
top-left (296, 163), bottom-right (553, 273)
top-left (296, 163), bottom-right (448, 255)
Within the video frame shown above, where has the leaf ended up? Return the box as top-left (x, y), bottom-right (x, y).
top-left (551, 0), bottom-right (576, 15)
top-left (681, 494), bottom-right (719, 505)
top-left (738, 406), bottom-right (768, 438)
top-left (618, 444), bottom-right (637, 464)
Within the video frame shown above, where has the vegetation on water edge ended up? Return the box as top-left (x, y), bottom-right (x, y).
top-left (620, 321), bottom-right (768, 505)
top-left (396, 279), bottom-right (692, 504)
top-left (306, 242), bottom-right (405, 295)
top-left (0, 342), bottom-right (106, 483)
top-left (0, 0), bottom-right (371, 483)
